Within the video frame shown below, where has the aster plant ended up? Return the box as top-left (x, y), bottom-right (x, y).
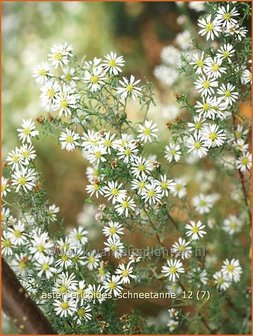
top-left (2, 2), bottom-right (251, 334)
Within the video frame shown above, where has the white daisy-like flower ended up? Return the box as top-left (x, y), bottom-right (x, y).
top-left (103, 275), bottom-right (123, 297)
top-left (54, 85), bottom-right (79, 117)
top-left (171, 237), bottom-right (192, 259)
top-left (6, 147), bottom-right (22, 170)
top-left (215, 4), bottom-right (239, 29)
top-left (53, 272), bottom-right (77, 296)
top-left (221, 259), bottom-right (242, 282)
top-left (55, 249), bottom-right (73, 270)
top-left (11, 253), bottom-right (30, 276)
top-left (117, 75), bottom-right (142, 100)
top-left (164, 143), bottom-right (181, 162)
top-left (213, 271), bottom-right (231, 291)
top-left (236, 151), bottom-right (252, 172)
top-left (61, 67), bottom-right (79, 87)
top-left (102, 181), bottom-right (127, 204)
top-left (86, 284), bottom-right (106, 304)
top-left (17, 119), bottom-right (39, 144)
top-left (104, 236), bottom-right (124, 258)
top-left (204, 57), bottom-right (226, 79)
top-left (35, 255), bottom-right (57, 279)
top-left (155, 174), bottom-right (175, 197)
top-left (217, 83), bottom-right (239, 106)
top-left (69, 227), bottom-right (88, 247)
top-left (19, 144), bottom-right (37, 165)
top-left (84, 250), bottom-right (101, 270)
top-left (86, 145), bottom-right (107, 165)
top-left (185, 220), bottom-right (206, 240)
top-left (190, 52), bottom-right (207, 74)
top-left (187, 115), bottom-right (207, 134)
top-left (117, 143), bottom-right (139, 164)
top-left (115, 262), bottom-right (136, 284)
top-left (1, 176), bottom-right (10, 198)
top-left (53, 295), bottom-right (77, 318)
top-left (74, 305), bottom-right (92, 325)
top-left (171, 178), bottom-right (187, 199)
top-left (29, 230), bottom-right (54, 261)
top-left (131, 157), bottom-right (153, 178)
top-left (137, 120), bottom-right (158, 143)
top-left (48, 42), bottom-right (73, 68)
top-left (102, 221), bottom-right (124, 239)
top-left (161, 259), bottom-right (184, 282)
top-left (201, 124), bottom-right (226, 148)
top-left (59, 128), bottom-right (80, 151)
top-left (186, 134), bottom-right (208, 158)
top-left (233, 139), bottom-right (249, 153)
top-left (192, 193), bottom-right (216, 214)
top-left (131, 175), bottom-right (150, 195)
top-left (40, 80), bottom-right (61, 111)
top-left (74, 280), bottom-right (88, 304)
top-left (1, 231), bottom-right (13, 256)
top-left (46, 204), bottom-right (60, 223)
top-left (194, 75), bottom-right (218, 96)
top-left (115, 195), bottom-right (136, 217)
top-left (216, 43), bottom-right (235, 62)
top-left (102, 52), bottom-right (125, 75)
top-left (100, 132), bottom-right (116, 154)
top-left (33, 62), bottom-right (51, 84)
top-left (9, 220), bottom-right (27, 246)
top-left (86, 181), bottom-right (104, 198)
top-left (11, 167), bottom-right (37, 193)
top-left (223, 215), bottom-right (243, 235)
top-left (198, 14), bottom-right (221, 41)
top-left (97, 261), bottom-right (109, 283)
top-left (1, 207), bottom-right (14, 226)
top-left (83, 66), bottom-right (106, 92)
top-left (241, 68), bottom-right (252, 85)
top-left (141, 183), bottom-right (162, 205)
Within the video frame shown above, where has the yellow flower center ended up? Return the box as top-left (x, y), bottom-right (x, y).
top-left (111, 188), bottom-right (119, 196)
top-left (60, 99), bottom-right (68, 109)
top-left (60, 302), bottom-right (69, 310)
top-left (39, 69), bottom-right (46, 76)
top-left (192, 226), bottom-right (199, 234)
top-left (126, 84), bottom-right (133, 92)
top-left (66, 135), bottom-right (74, 143)
top-left (54, 52), bottom-right (63, 61)
top-left (91, 76), bottom-right (99, 84)
top-left (209, 132), bottom-right (217, 141)
top-left (223, 13), bottom-right (231, 20)
top-left (47, 88), bottom-right (55, 98)
top-left (227, 265), bottom-right (235, 272)
top-left (203, 81), bottom-right (210, 89)
top-left (143, 128), bottom-right (151, 136)
top-left (121, 201), bottom-right (129, 208)
top-left (206, 23), bottom-right (214, 32)
top-left (14, 230), bottom-right (21, 238)
top-left (37, 244), bottom-right (45, 252)
top-left (147, 190), bottom-right (155, 197)
top-left (42, 263), bottom-right (50, 271)
top-left (225, 90), bottom-right (231, 97)
top-left (109, 281), bottom-right (116, 289)
top-left (109, 59), bottom-right (116, 67)
top-left (211, 63), bottom-right (219, 71)
top-left (59, 285), bottom-right (67, 294)
top-left (196, 60), bottom-right (204, 67)
top-left (122, 270), bottom-right (129, 277)
top-left (169, 266), bottom-right (177, 274)
top-left (194, 142), bottom-right (201, 149)
top-left (109, 227), bottom-right (116, 234)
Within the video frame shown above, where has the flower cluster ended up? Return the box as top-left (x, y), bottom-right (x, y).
top-left (2, 2), bottom-right (251, 334)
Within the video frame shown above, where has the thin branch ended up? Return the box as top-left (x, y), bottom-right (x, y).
top-left (2, 258), bottom-right (57, 334)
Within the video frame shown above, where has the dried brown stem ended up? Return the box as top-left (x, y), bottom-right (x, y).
top-left (2, 258), bottom-right (57, 335)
